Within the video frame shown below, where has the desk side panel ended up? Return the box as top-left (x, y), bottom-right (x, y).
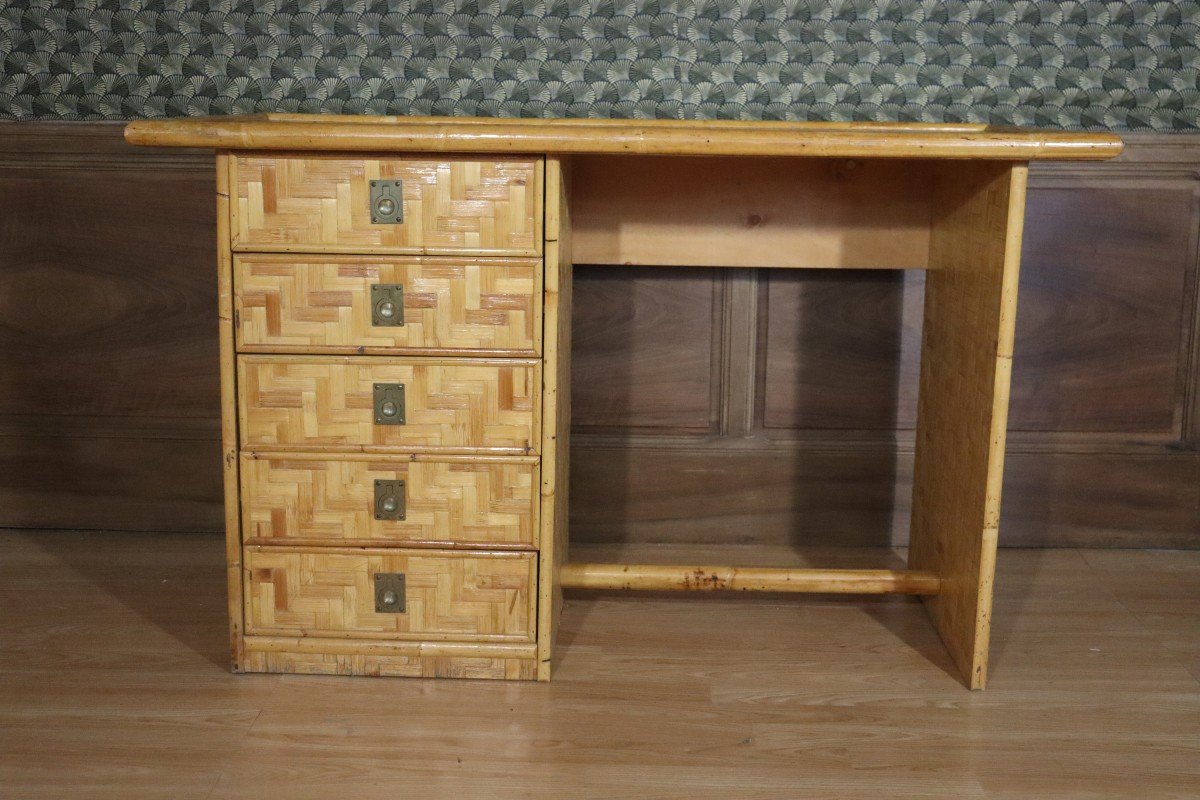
top-left (909, 160), bottom-right (1028, 689)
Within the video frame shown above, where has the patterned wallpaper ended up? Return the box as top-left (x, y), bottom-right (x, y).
top-left (1, 1), bottom-right (1198, 129)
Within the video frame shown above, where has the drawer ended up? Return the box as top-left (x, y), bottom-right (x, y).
top-left (244, 547), bottom-right (536, 642)
top-left (231, 155), bottom-right (541, 255)
top-left (234, 254), bottom-right (541, 355)
top-left (241, 454), bottom-right (538, 548)
top-left (239, 355), bottom-right (539, 454)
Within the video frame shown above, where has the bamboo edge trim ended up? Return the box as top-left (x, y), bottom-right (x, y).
top-left (126, 117), bottom-right (1123, 161)
top-left (560, 563), bottom-right (941, 595)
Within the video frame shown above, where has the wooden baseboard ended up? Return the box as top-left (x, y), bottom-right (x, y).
top-left (0, 433), bottom-right (223, 532)
top-left (569, 440), bottom-right (1200, 549)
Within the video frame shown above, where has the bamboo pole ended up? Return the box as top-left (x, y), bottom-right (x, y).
top-left (560, 563), bottom-right (940, 595)
top-left (125, 116), bottom-right (1124, 161)
top-left (215, 153), bottom-right (246, 672)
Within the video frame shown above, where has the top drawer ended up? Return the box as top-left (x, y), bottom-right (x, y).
top-left (231, 155), bottom-right (542, 256)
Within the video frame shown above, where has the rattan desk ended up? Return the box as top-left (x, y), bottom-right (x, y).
top-left (126, 116), bottom-right (1122, 688)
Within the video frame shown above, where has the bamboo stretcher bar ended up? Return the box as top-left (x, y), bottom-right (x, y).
top-left (560, 563), bottom-right (941, 595)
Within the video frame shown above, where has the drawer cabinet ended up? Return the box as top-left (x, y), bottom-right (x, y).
top-left (234, 254), bottom-right (541, 355)
top-left (241, 454), bottom-right (538, 548)
top-left (244, 547), bottom-right (536, 642)
top-left (238, 355), bottom-right (540, 453)
top-left (195, 148), bottom-right (563, 681)
top-left (232, 155), bottom-right (541, 256)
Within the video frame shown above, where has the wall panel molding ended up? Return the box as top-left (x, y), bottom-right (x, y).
top-left (0, 120), bottom-right (212, 171)
top-left (0, 122), bottom-right (221, 532)
top-left (569, 444), bottom-right (1200, 549)
top-left (0, 122), bottom-right (1197, 547)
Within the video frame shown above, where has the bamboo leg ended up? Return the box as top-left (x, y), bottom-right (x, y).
top-left (215, 153), bottom-right (245, 671)
top-left (536, 156), bottom-right (571, 681)
top-left (909, 160), bottom-right (1029, 689)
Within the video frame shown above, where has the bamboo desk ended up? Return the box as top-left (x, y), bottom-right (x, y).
top-left (126, 116), bottom-right (1123, 688)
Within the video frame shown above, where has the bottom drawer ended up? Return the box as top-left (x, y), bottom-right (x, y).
top-left (245, 547), bottom-right (536, 642)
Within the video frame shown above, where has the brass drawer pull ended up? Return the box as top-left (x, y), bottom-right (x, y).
top-left (373, 383), bottom-right (405, 425)
top-left (371, 284), bottom-right (405, 326)
top-left (374, 479), bottom-right (406, 521)
top-left (369, 179), bottom-right (404, 224)
top-left (374, 573), bottom-right (406, 613)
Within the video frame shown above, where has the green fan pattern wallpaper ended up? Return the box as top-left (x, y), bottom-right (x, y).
top-left (1, 0), bottom-right (1197, 129)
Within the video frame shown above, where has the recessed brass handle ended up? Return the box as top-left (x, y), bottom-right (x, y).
top-left (374, 573), bottom-right (406, 613)
top-left (373, 383), bottom-right (405, 425)
top-left (374, 479), bottom-right (406, 520)
top-left (369, 180), bottom-right (404, 224)
top-left (371, 284), bottom-right (405, 327)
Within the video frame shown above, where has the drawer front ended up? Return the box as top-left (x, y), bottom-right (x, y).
top-left (241, 455), bottom-right (538, 548)
top-left (239, 356), bottom-right (539, 453)
top-left (234, 255), bottom-right (541, 355)
top-left (245, 547), bottom-right (536, 642)
top-left (232, 156), bottom-right (541, 255)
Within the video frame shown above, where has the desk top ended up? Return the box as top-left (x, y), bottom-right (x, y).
top-left (126, 114), bottom-right (1123, 161)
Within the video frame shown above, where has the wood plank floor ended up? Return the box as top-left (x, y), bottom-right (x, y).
top-left (1, 530), bottom-right (1197, 799)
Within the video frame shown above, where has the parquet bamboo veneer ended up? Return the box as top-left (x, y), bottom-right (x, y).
top-left (241, 453), bottom-right (538, 549)
top-left (232, 155), bottom-right (541, 256)
top-left (127, 116), bottom-right (1121, 688)
top-left (235, 254), bottom-right (541, 355)
top-left (245, 547), bottom-right (536, 642)
top-left (238, 355), bottom-right (539, 454)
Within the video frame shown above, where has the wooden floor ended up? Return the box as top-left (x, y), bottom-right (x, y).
top-left (1, 531), bottom-right (1197, 799)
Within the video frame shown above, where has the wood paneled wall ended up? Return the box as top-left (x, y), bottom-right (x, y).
top-left (1, 122), bottom-right (1197, 548)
